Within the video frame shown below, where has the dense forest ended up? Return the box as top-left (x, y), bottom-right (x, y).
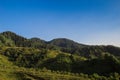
top-left (0, 31), bottom-right (120, 80)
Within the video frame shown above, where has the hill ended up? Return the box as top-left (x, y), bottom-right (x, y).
top-left (1, 31), bottom-right (120, 58)
top-left (0, 31), bottom-right (120, 80)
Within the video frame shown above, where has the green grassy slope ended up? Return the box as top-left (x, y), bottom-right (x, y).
top-left (0, 54), bottom-right (91, 80)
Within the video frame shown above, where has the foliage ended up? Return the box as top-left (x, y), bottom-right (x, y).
top-left (0, 31), bottom-right (120, 80)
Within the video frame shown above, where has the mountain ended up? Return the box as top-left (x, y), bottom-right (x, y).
top-left (0, 31), bottom-right (86, 50)
top-left (0, 31), bottom-right (47, 48)
top-left (0, 31), bottom-right (120, 80)
top-left (0, 31), bottom-right (27, 47)
top-left (49, 38), bottom-right (85, 48)
top-left (1, 31), bottom-right (120, 58)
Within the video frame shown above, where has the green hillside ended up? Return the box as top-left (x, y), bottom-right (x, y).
top-left (0, 31), bottom-right (120, 80)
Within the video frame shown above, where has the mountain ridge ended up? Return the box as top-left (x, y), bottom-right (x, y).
top-left (1, 31), bottom-right (119, 47)
top-left (0, 31), bottom-right (120, 79)
top-left (0, 31), bottom-right (120, 58)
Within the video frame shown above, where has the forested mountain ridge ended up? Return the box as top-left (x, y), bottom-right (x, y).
top-left (0, 31), bottom-right (120, 58)
top-left (0, 31), bottom-right (120, 80)
top-left (0, 31), bottom-right (85, 48)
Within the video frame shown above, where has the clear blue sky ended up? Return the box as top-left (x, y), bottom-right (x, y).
top-left (0, 0), bottom-right (120, 46)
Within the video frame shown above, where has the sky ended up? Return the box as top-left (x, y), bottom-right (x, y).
top-left (0, 0), bottom-right (120, 46)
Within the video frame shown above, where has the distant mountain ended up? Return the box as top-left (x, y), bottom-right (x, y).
top-left (0, 31), bottom-right (87, 51)
top-left (0, 31), bottom-right (46, 48)
top-left (0, 31), bottom-right (120, 58)
top-left (49, 38), bottom-right (86, 49)
top-left (0, 31), bottom-right (27, 47)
